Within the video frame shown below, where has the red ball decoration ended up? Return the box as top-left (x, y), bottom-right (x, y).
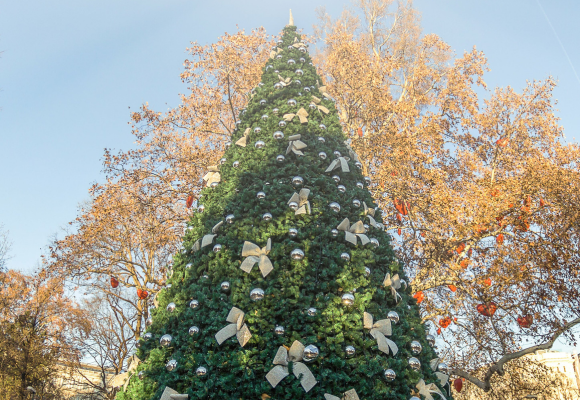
top-left (186, 194), bottom-right (194, 209)
top-left (439, 317), bottom-right (451, 328)
top-left (517, 314), bottom-right (534, 328)
top-left (477, 302), bottom-right (497, 317)
top-left (110, 276), bottom-right (119, 288)
top-left (137, 288), bottom-right (149, 300)
top-left (453, 378), bottom-right (463, 392)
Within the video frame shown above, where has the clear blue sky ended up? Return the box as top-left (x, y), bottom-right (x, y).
top-left (1, 0), bottom-right (579, 269)
top-left (1, 0), bottom-right (578, 352)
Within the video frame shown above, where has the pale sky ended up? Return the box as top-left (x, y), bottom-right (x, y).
top-left (0, 0), bottom-right (578, 351)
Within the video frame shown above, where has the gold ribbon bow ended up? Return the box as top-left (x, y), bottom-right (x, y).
top-left (278, 74), bottom-right (292, 87)
top-left (417, 379), bottom-right (447, 400)
top-left (311, 96), bottom-right (321, 104)
top-left (336, 218), bottom-right (369, 246)
top-left (241, 238), bottom-right (273, 277)
top-left (288, 188), bottom-right (311, 215)
top-left (235, 128), bottom-right (251, 147)
top-left (324, 389), bottom-right (360, 400)
top-left (215, 307), bottom-right (252, 347)
top-left (109, 355), bottom-right (140, 390)
top-left (325, 157), bottom-right (350, 173)
top-left (160, 387), bottom-right (189, 400)
top-left (364, 312), bottom-right (398, 355)
top-left (317, 80), bottom-right (332, 99)
top-left (364, 202), bottom-right (384, 230)
top-left (265, 340), bottom-right (318, 393)
top-left (283, 108), bottom-right (309, 124)
top-left (203, 166), bottom-right (220, 186)
top-left (292, 40), bottom-right (306, 49)
top-left (269, 48), bottom-right (283, 59)
top-left (193, 221), bottom-right (223, 251)
top-left (363, 202), bottom-right (375, 217)
top-left (383, 273), bottom-right (402, 303)
top-left (343, 140), bottom-right (360, 162)
top-left (286, 134), bottom-right (308, 156)
top-left (430, 358), bottom-right (450, 386)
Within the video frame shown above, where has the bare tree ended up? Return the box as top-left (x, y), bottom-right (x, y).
top-left (0, 224), bottom-right (11, 272)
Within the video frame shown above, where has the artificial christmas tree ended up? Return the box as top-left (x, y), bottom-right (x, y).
top-left (116, 18), bottom-right (451, 400)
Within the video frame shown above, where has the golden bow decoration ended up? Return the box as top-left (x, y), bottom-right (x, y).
top-left (283, 107), bottom-right (309, 124)
top-left (288, 188), bottom-right (311, 215)
top-left (160, 387), bottom-right (189, 400)
top-left (317, 104), bottom-right (330, 114)
top-left (417, 379), bottom-right (447, 400)
top-left (317, 80), bottom-right (332, 99)
top-left (241, 238), bottom-right (273, 277)
top-left (193, 221), bottom-right (223, 252)
top-left (215, 307), bottom-right (252, 347)
top-left (430, 358), bottom-right (450, 386)
top-left (325, 157), bottom-right (350, 173)
top-left (336, 218), bottom-right (369, 246)
top-left (311, 95), bottom-right (321, 104)
top-left (278, 74), bottom-right (292, 87)
top-left (363, 202), bottom-right (375, 217)
top-left (265, 340), bottom-right (318, 393)
top-left (364, 202), bottom-right (384, 231)
top-left (364, 312), bottom-right (398, 356)
top-left (203, 166), bottom-right (220, 186)
top-left (383, 273), bottom-right (402, 303)
top-left (235, 128), bottom-right (251, 147)
top-left (324, 389), bottom-right (360, 400)
top-left (269, 47), bottom-right (283, 59)
top-left (292, 40), bottom-right (306, 49)
top-left (109, 355), bottom-right (140, 390)
top-left (286, 134), bottom-right (308, 156)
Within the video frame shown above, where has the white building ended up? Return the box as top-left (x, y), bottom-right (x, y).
top-left (528, 350), bottom-right (580, 399)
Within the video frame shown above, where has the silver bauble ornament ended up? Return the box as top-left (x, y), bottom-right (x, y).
top-left (307, 307), bottom-right (318, 316)
top-left (138, 370), bottom-right (145, 380)
top-left (294, 79), bottom-right (302, 86)
top-left (363, 224), bottom-right (369, 231)
top-left (410, 341), bottom-right (422, 355)
top-left (276, 155), bottom-right (285, 162)
top-left (266, 64), bottom-right (273, 70)
top-left (331, 228), bottom-right (339, 237)
top-left (220, 281), bottom-right (231, 292)
top-left (318, 151), bottom-right (327, 160)
top-left (345, 345), bottom-right (356, 358)
top-left (160, 334), bottom-right (172, 347)
top-left (224, 141), bottom-right (232, 149)
top-left (274, 82), bottom-right (283, 90)
top-left (426, 334), bottom-right (436, 347)
top-left (189, 299), bottom-right (199, 309)
top-left (210, 181), bottom-right (218, 188)
top-left (356, 182), bottom-right (364, 189)
top-left (341, 293), bottom-right (355, 306)
top-left (400, 279), bottom-right (408, 289)
top-left (329, 202), bottom-right (341, 212)
top-left (219, 157), bottom-right (227, 165)
top-left (408, 357), bottom-right (421, 371)
top-left (370, 238), bottom-right (379, 248)
top-left (355, 161), bottom-right (362, 169)
top-left (388, 311), bottom-right (400, 324)
top-left (254, 141), bottom-right (265, 149)
top-left (166, 302), bottom-right (176, 312)
top-left (258, 82), bottom-right (264, 87)
top-left (189, 326), bottom-right (200, 336)
top-left (287, 59), bottom-right (296, 65)
top-left (146, 317), bottom-right (153, 327)
top-left (292, 176), bottom-right (304, 186)
top-left (213, 244), bottom-right (222, 253)
top-left (235, 120), bottom-right (241, 127)
top-left (276, 39), bottom-right (283, 45)
top-left (257, 191), bottom-right (266, 199)
top-left (273, 131), bottom-right (284, 140)
top-left (352, 199), bottom-right (361, 208)
top-left (136, 341), bottom-right (141, 349)
top-left (196, 366), bottom-right (207, 377)
top-left (410, 397), bottom-right (421, 400)
top-left (299, 46), bottom-right (307, 53)
top-left (254, 127), bottom-right (261, 134)
top-left (333, 150), bottom-right (342, 158)
top-left (384, 369), bottom-right (396, 382)
top-left (225, 214), bottom-right (235, 224)
top-left (276, 54), bottom-right (282, 59)
top-left (295, 69), bottom-right (304, 76)
top-left (364, 176), bottom-right (371, 185)
top-left (332, 175), bottom-right (341, 183)
top-left (318, 136), bottom-right (326, 143)
top-left (288, 201), bottom-right (299, 210)
top-left (300, 57), bottom-right (306, 63)
top-left (287, 45), bottom-right (294, 50)
top-left (302, 345), bottom-right (319, 362)
top-left (250, 288), bottom-right (265, 301)
top-left (319, 124), bottom-right (327, 130)
top-left (143, 332), bottom-right (152, 340)
top-left (438, 362), bottom-right (449, 374)
top-left (166, 359), bottom-right (178, 372)
top-left (262, 213), bottom-right (272, 221)
top-left (337, 185), bottom-right (346, 193)
top-left (262, 114), bottom-right (269, 121)
top-left (364, 267), bottom-right (371, 277)
top-left (260, 99), bottom-right (267, 106)
top-left (279, 120), bottom-right (287, 128)
top-left (290, 248), bottom-right (305, 260)
top-left (341, 252), bottom-right (351, 262)
top-left (309, 102), bottom-right (317, 110)
top-left (233, 161), bottom-right (240, 168)
top-left (272, 108), bottom-right (279, 114)
top-left (274, 325), bottom-right (285, 335)
top-left (287, 99), bottom-right (297, 107)
top-left (289, 228), bottom-right (298, 238)
top-left (197, 205), bottom-right (205, 213)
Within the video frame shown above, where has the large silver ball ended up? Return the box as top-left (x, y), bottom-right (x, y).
top-left (294, 79), bottom-right (302, 86)
top-left (250, 288), bottom-right (265, 301)
top-left (410, 341), bottom-right (423, 355)
top-left (291, 249), bottom-right (305, 260)
top-left (272, 108), bottom-right (279, 115)
top-left (409, 357), bottom-right (421, 371)
top-left (388, 311), bottom-right (400, 324)
top-left (287, 59), bottom-right (296, 65)
top-left (345, 345), bottom-right (356, 358)
top-left (166, 302), bottom-right (176, 312)
top-left (352, 199), bottom-right (361, 208)
top-left (166, 359), bottom-right (178, 372)
top-left (300, 57), bottom-right (306, 63)
top-left (333, 150), bottom-right (342, 158)
top-left (232, 161), bottom-right (240, 168)
top-left (224, 141), bottom-right (232, 149)
top-left (318, 151), bottom-right (327, 160)
top-left (226, 214), bottom-right (235, 224)
top-left (370, 238), bottom-right (379, 248)
top-left (257, 191), bottom-right (266, 199)
top-left (337, 185), bottom-right (346, 193)
top-left (364, 176), bottom-right (371, 185)
top-left (307, 307), bottom-right (318, 316)
top-left (364, 267), bottom-right (371, 277)
top-left (210, 181), bottom-right (219, 188)
top-left (273, 131), bottom-right (284, 140)
top-left (318, 136), bottom-right (326, 143)
top-left (219, 157), bottom-right (227, 165)
top-left (160, 334), bottom-right (172, 347)
top-left (189, 326), bottom-right (200, 336)
top-left (309, 102), bottom-right (317, 110)
top-left (341, 293), bottom-right (355, 306)
top-left (274, 82), bottom-right (283, 90)
top-left (213, 244), bottom-right (222, 253)
top-left (195, 366), bottom-right (207, 377)
top-left (410, 397), bottom-right (421, 400)
top-left (276, 54), bottom-right (282, 59)
top-left (292, 176), bottom-right (304, 186)
top-left (276, 155), bottom-right (285, 163)
top-left (438, 362), bottom-right (449, 374)
top-left (384, 369), bottom-right (396, 382)
top-left (331, 229), bottom-right (339, 237)
top-left (295, 69), bottom-right (304, 76)
top-left (261, 114), bottom-right (269, 121)
top-left (274, 325), bottom-right (285, 335)
top-left (262, 213), bottom-right (272, 221)
top-left (319, 124), bottom-right (327, 130)
top-left (254, 127), bottom-right (261, 134)
top-left (254, 141), bottom-right (266, 149)
top-left (426, 334), bottom-right (436, 347)
top-left (220, 281), bottom-right (230, 292)
top-left (289, 228), bottom-right (298, 238)
top-left (287, 99), bottom-right (297, 107)
top-left (332, 175), bottom-right (341, 183)
top-left (189, 299), bottom-right (199, 309)
top-left (356, 182), bottom-right (364, 189)
top-left (340, 253), bottom-right (351, 262)
top-left (279, 120), bottom-right (287, 128)
top-left (299, 46), bottom-right (307, 53)
top-left (288, 201), bottom-right (299, 211)
top-left (302, 345), bottom-right (319, 362)
top-left (329, 202), bottom-right (341, 213)
top-left (355, 161), bottom-right (362, 169)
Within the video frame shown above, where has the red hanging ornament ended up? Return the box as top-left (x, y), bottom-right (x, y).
top-left (460, 259), bottom-right (469, 269)
top-left (110, 276), bottom-right (119, 288)
top-left (437, 328), bottom-right (442, 335)
top-left (397, 228), bottom-right (402, 236)
top-left (396, 213), bottom-right (402, 222)
top-left (453, 378), bottom-right (463, 392)
top-left (477, 302), bottom-right (497, 317)
top-left (517, 314), bottom-right (534, 328)
top-left (137, 288), bottom-right (149, 300)
top-left (468, 248), bottom-right (473, 257)
top-left (539, 198), bottom-right (546, 207)
top-left (487, 302), bottom-right (498, 316)
top-left (357, 127), bottom-right (363, 138)
top-left (413, 291), bottom-right (424, 304)
top-left (496, 234), bottom-right (504, 245)
top-left (448, 284), bottom-right (457, 292)
top-left (484, 278), bottom-right (492, 286)
top-left (439, 317), bottom-right (451, 328)
top-left (496, 138), bottom-right (508, 147)
top-left (456, 243), bottom-right (466, 253)
top-left (186, 194), bottom-right (194, 208)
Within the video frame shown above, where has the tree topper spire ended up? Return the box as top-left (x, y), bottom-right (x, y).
top-left (288, 9), bottom-right (294, 26)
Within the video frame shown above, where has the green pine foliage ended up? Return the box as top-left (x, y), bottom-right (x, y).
top-left (117, 25), bottom-right (450, 400)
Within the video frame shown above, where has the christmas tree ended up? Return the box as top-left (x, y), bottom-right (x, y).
top-left (116, 18), bottom-right (451, 400)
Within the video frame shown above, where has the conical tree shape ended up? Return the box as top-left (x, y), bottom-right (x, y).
top-left (117, 25), bottom-right (451, 400)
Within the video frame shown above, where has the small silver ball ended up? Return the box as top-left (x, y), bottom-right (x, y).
top-left (341, 293), bottom-right (355, 306)
top-left (143, 332), bottom-right (152, 340)
top-left (219, 157), bottom-right (227, 165)
top-left (384, 369), bottom-right (396, 382)
top-left (210, 181), bottom-right (218, 188)
top-left (289, 228), bottom-right (298, 238)
top-left (318, 151), bottom-right (327, 160)
top-left (254, 127), bottom-right (261, 134)
top-left (307, 307), bottom-right (318, 316)
top-left (345, 345), bottom-right (356, 358)
top-left (189, 299), bottom-right (199, 309)
top-left (355, 161), bottom-right (362, 169)
top-left (277, 39), bottom-right (283, 45)
top-left (299, 46), bottom-right (307, 53)
top-left (195, 366), bottom-right (207, 377)
top-left (410, 397), bottom-right (421, 400)
top-left (295, 69), bottom-right (304, 76)
top-left (288, 201), bottom-right (299, 211)
top-left (409, 357), bottom-right (421, 371)
top-left (287, 59), bottom-right (296, 65)
top-left (356, 182), bottom-right (364, 189)
top-left (294, 79), bottom-right (302, 86)
top-left (166, 302), bottom-right (176, 312)
top-left (363, 224), bottom-right (369, 231)
top-left (274, 82), bottom-right (283, 90)
top-left (340, 253), bottom-right (351, 262)
top-left (287, 99), bottom-right (297, 107)
top-left (276, 54), bottom-right (282, 59)
top-left (274, 325), bottom-right (285, 335)
top-left (337, 185), bottom-right (346, 193)
top-left (189, 326), bottom-right (200, 336)
top-left (352, 199), bottom-right (361, 208)
top-left (331, 229), bottom-right (339, 237)
top-left (364, 267), bottom-right (371, 276)
top-left (224, 141), bottom-right (232, 149)
top-left (257, 191), bottom-right (266, 199)
top-left (273, 131), bottom-right (284, 140)
top-left (329, 202), bottom-right (341, 212)
top-left (291, 249), bottom-right (305, 260)
top-left (213, 244), bottom-right (222, 253)
top-left (146, 317), bottom-right (153, 327)
top-left (272, 108), bottom-right (279, 114)
top-left (333, 151), bottom-right (342, 158)
top-left (262, 213), bottom-right (272, 221)
top-left (197, 205), bottom-right (205, 213)
top-left (292, 176), bottom-right (304, 186)
top-left (250, 288), bottom-right (265, 301)
top-left (364, 176), bottom-right (371, 185)
top-left (318, 136), bottom-right (326, 143)
top-left (266, 65), bottom-right (273, 70)
top-left (225, 214), bottom-right (235, 224)
top-left (300, 57), bottom-right (306, 63)
top-left (319, 124), bottom-right (327, 130)
top-left (135, 341), bottom-right (141, 349)
top-left (220, 281), bottom-right (231, 292)
top-left (260, 99), bottom-right (267, 106)
top-left (159, 334), bottom-right (172, 347)
top-left (426, 334), bottom-right (436, 347)
top-left (410, 341), bottom-right (423, 355)
top-left (388, 311), bottom-right (400, 324)
top-left (332, 175), bottom-right (341, 183)
top-left (232, 161), bottom-right (240, 168)
top-left (235, 120), bottom-right (241, 126)
top-left (254, 140), bottom-right (266, 149)
top-left (370, 238), bottom-right (379, 248)
top-left (261, 114), bottom-right (269, 121)
top-left (309, 102), bottom-right (317, 109)
top-left (166, 359), bottom-right (178, 372)
top-left (138, 370), bottom-right (145, 380)
top-left (302, 345), bottom-right (319, 362)
top-left (276, 155), bottom-right (285, 162)
top-left (438, 362), bottom-right (450, 374)
top-left (279, 120), bottom-right (287, 128)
